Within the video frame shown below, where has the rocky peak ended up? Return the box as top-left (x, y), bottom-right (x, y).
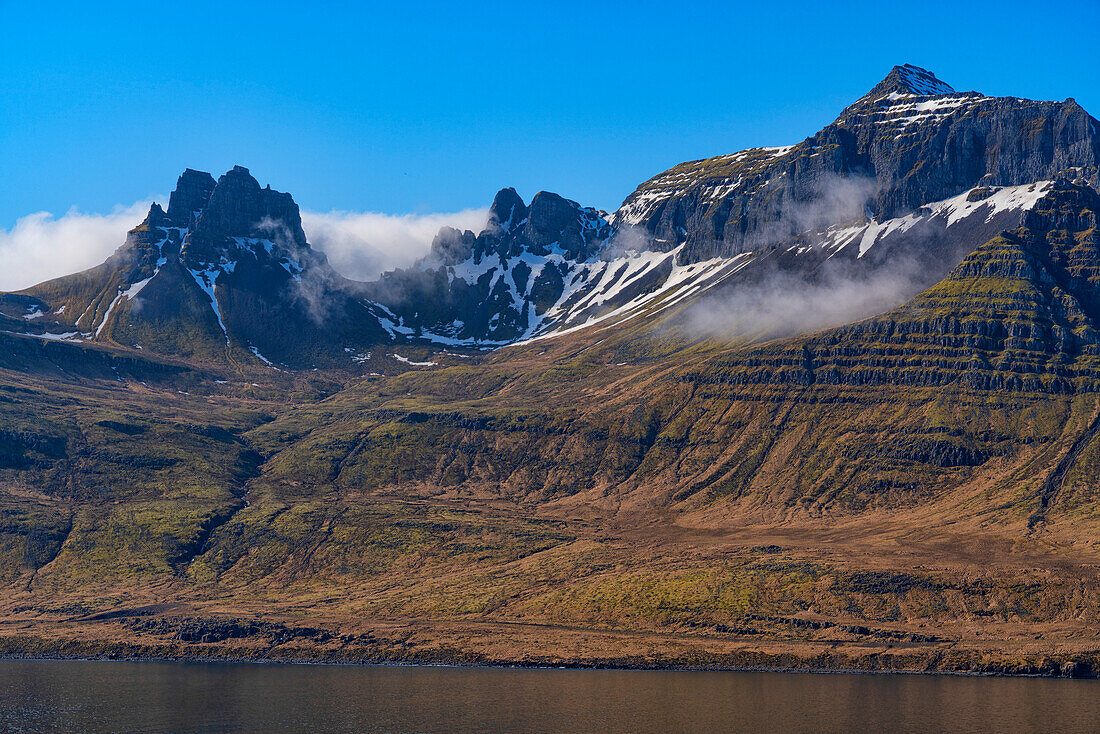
top-left (862, 64), bottom-right (956, 101)
top-left (367, 186), bottom-right (618, 344)
top-left (166, 169), bottom-right (217, 226)
top-left (119, 200), bottom-right (178, 269)
top-left (197, 167), bottom-right (306, 242)
top-left (525, 191), bottom-right (611, 259)
top-left (430, 226), bottom-right (477, 263)
top-left (142, 202), bottom-right (169, 228)
top-left (487, 187), bottom-right (528, 233)
top-left (437, 188), bottom-right (612, 265)
top-left (469, 189), bottom-right (613, 262)
top-left (616, 66), bottom-right (1099, 263)
top-left (178, 166), bottom-right (308, 264)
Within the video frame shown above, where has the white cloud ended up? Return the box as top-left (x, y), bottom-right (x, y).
top-left (0, 200), bottom-right (159, 292)
top-left (301, 208), bottom-right (488, 281)
top-left (0, 201), bottom-right (489, 292)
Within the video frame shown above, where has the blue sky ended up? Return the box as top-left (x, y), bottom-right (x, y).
top-left (2, 0), bottom-right (1098, 228)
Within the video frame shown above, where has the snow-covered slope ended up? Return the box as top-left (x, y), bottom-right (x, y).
top-left (808, 181), bottom-right (1054, 260)
top-left (360, 181), bottom-right (1059, 349)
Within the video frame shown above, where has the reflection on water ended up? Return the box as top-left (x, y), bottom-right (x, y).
top-left (2, 659), bottom-right (1099, 733)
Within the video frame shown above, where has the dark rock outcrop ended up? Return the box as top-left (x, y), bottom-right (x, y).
top-left (166, 169), bottom-right (217, 226)
top-left (487, 187), bottom-right (527, 233)
top-left (526, 191), bottom-right (609, 259)
top-left (184, 166), bottom-right (308, 265)
top-left (430, 226), bottom-right (476, 263)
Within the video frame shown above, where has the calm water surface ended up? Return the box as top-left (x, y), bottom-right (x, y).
top-left (2, 659), bottom-right (1099, 733)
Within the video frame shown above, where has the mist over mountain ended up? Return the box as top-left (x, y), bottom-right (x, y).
top-left (0, 200), bottom-right (489, 293)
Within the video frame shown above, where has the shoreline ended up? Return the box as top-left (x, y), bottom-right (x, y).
top-left (1, 639), bottom-right (1096, 679)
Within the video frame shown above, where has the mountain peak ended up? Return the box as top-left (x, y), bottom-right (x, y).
top-left (187, 166), bottom-right (308, 252)
top-left (166, 168), bottom-right (217, 225)
top-left (488, 188), bottom-right (528, 233)
top-left (864, 64), bottom-right (955, 99)
top-left (142, 201), bottom-right (168, 227)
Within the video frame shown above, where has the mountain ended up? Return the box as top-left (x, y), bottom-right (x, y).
top-left (4, 65), bottom-right (1100, 676)
top-left (359, 187), bottom-right (617, 344)
top-left (0, 166), bottom-right (388, 369)
top-left (362, 64), bottom-right (1100, 347)
top-left (616, 64), bottom-right (1099, 261)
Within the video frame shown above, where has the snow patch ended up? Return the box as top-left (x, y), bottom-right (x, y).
top-left (188, 265), bottom-right (231, 343)
top-left (6, 330), bottom-right (84, 342)
top-left (248, 345), bottom-right (282, 370)
top-left (121, 275), bottom-right (153, 299)
top-left (392, 353), bottom-right (437, 367)
top-left (95, 293), bottom-right (124, 337)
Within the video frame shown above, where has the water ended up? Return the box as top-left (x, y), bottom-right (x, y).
top-left (2, 660), bottom-right (1099, 733)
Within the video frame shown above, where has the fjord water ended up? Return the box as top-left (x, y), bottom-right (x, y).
top-left (3, 661), bottom-right (1100, 733)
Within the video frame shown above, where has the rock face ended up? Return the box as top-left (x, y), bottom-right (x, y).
top-left (165, 169), bottom-right (216, 225)
top-left (617, 64), bottom-right (1100, 262)
top-left (184, 166), bottom-right (308, 262)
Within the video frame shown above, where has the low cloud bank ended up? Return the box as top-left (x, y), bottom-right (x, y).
top-left (0, 200), bottom-right (157, 291)
top-left (302, 208), bottom-right (488, 281)
top-left (685, 266), bottom-right (922, 341)
top-left (683, 174), bottom-right (923, 340)
top-left (0, 203), bottom-right (488, 291)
